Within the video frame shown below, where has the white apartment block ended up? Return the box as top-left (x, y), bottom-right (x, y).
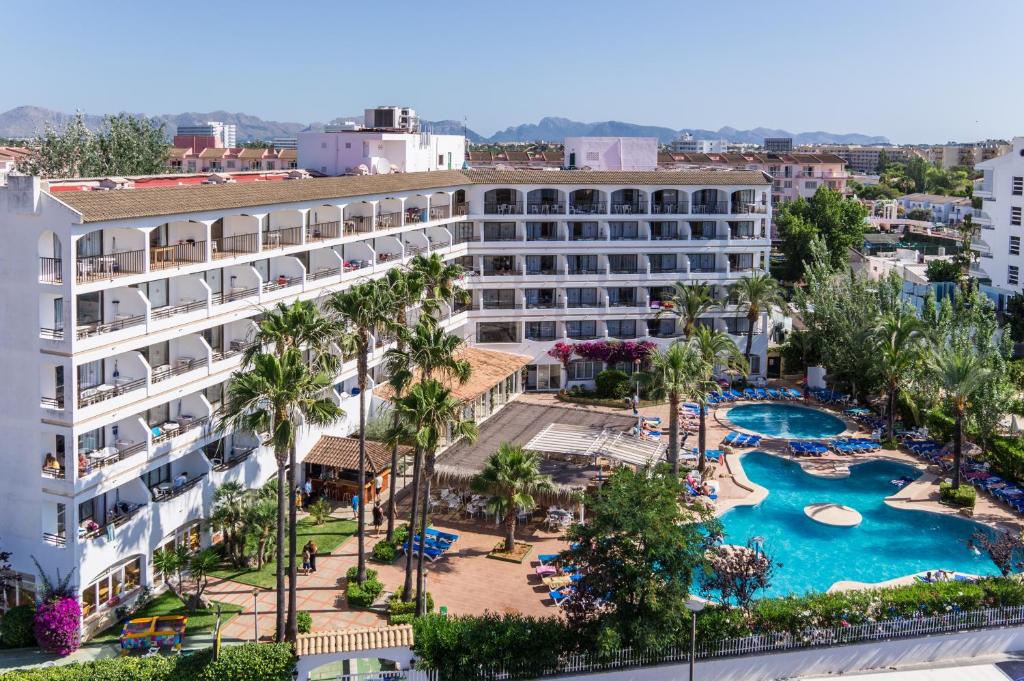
top-left (971, 137), bottom-right (1024, 300)
top-left (297, 130), bottom-right (465, 176)
top-left (670, 135), bottom-right (726, 154)
top-left (0, 167), bottom-right (771, 635)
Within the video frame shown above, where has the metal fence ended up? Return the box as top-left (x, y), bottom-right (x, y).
top-left (477, 605), bottom-right (1024, 679)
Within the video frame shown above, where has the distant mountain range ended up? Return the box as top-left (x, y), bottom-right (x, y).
top-left (0, 106), bottom-right (889, 146)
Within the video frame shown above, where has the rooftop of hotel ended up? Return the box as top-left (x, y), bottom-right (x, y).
top-left (45, 168), bottom-right (771, 222)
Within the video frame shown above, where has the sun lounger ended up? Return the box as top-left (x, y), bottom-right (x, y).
top-left (786, 388), bottom-right (803, 399)
top-left (766, 388), bottom-right (782, 400)
top-left (755, 388), bottom-right (768, 399)
top-left (728, 389), bottom-right (743, 400)
top-left (743, 388), bottom-right (756, 399)
top-left (403, 541), bottom-right (444, 562)
top-left (535, 565), bottom-right (558, 577)
top-left (549, 589), bottom-right (571, 606)
top-left (424, 527), bottom-right (459, 544)
top-left (538, 553), bottom-right (560, 565)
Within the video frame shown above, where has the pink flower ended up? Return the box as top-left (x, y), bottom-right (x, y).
top-left (33, 597), bottom-right (81, 656)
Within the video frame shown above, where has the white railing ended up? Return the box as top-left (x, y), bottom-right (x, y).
top-left (310, 671), bottom-right (434, 681)
top-left (475, 605), bottom-right (1024, 680)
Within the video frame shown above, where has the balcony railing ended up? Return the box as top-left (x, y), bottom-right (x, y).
top-left (429, 206), bottom-right (451, 221)
top-left (80, 503), bottom-right (144, 539)
top-left (41, 394), bottom-right (64, 409)
top-left (569, 202), bottom-right (606, 215)
top-left (78, 376), bottom-right (147, 407)
top-left (212, 285), bottom-right (260, 305)
top-left (453, 203), bottom-right (469, 216)
top-left (76, 250), bottom-right (145, 283)
top-left (306, 221), bottom-right (341, 241)
top-left (608, 264), bottom-right (640, 274)
top-left (609, 232), bottom-right (641, 241)
top-left (650, 267), bottom-right (687, 274)
top-left (346, 215), bottom-right (375, 234)
top-left (151, 473), bottom-right (207, 502)
top-left (526, 202), bottom-right (565, 215)
top-left (80, 440), bottom-right (148, 475)
top-left (732, 202), bottom-right (768, 214)
top-left (651, 202), bottom-right (688, 215)
top-left (568, 231), bottom-right (603, 241)
top-left (376, 212), bottom-right (401, 230)
top-left (566, 300), bottom-right (602, 309)
top-left (262, 227), bottom-right (302, 250)
top-left (213, 233), bottom-right (259, 258)
top-left (524, 298), bottom-right (558, 309)
top-left (212, 338), bottom-right (257, 363)
top-left (151, 415), bottom-right (211, 445)
top-left (150, 241), bottom-right (207, 270)
top-left (76, 313), bottom-right (147, 339)
top-left (481, 267), bottom-right (523, 277)
top-left (610, 202), bottom-right (646, 214)
top-left (39, 257), bottom-right (62, 283)
top-left (150, 298), bottom-right (208, 321)
top-left (41, 464), bottom-right (66, 479)
top-left (691, 231), bottom-right (723, 240)
top-left (262, 275), bottom-right (302, 293)
top-left (484, 202), bottom-right (523, 215)
top-left (40, 327), bottom-right (64, 340)
top-left (609, 299), bottom-right (638, 307)
top-left (308, 266), bottom-right (342, 281)
top-left (526, 232), bottom-right (560, 241)
top-left (151, 357), bottom-right (209, 384)
top-left (211, 446), bottom-right (257, 471)
top-left (479, 300), bottom-right (518, 310)
top-left (525, 333), bottom-right (558, 342)
top-left (42, 532), bottom-right (66, 548)
top-left (525, 267), bottom-right (564, 276)
top-left (651, 232), bottom-right (684, 241)
top-left (483, 233), bottom-right (520, 242)
top-left (567, 267), bottom-right (606, 275)
top-left (691, 202), bottom-right (729, 215)
top-left (566, 331), bottom-right (599, 340)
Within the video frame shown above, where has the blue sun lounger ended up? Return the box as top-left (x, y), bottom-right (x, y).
top-left (755, 388), bottom-right (768, 399)
top-left (785, 388), bottom-right (803, 399)
top-left (424, 527), bottom-right (459, 544)
top-left (743, 388), bottom-right (756, 399)
top-left (538, 553), bottom-right (560, 565)
top-left (692, 448), bottom-right (723, 461)
top-left (728, 389), bottom-right (743, 400)
top-left (766, 388), bottom-right (782, 400)
top-left (549, 589), bottom-right (570, 606)
top-left (402, 541), bottom-right (444, 562)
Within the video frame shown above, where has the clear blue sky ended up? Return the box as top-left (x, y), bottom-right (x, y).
top-left (5, 0), bottom-right (1023, 143)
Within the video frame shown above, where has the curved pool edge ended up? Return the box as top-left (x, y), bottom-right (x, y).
top-left (715, 401), bottom-right (858, 440)
top-left (826, 569), bottom-right (984, 594)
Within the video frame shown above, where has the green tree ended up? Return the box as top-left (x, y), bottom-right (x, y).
top-left (243, 497), bottom-right (278, 570)
top-left (561, 466), bottom-right (717, 655)
top-left (906, 208), bottom-right (933, 222)
top-left (774, 186), bottom-right (868, 280)
top-left (856, 184), bottom-right (901, 200)
top-left (210, 482), bottom-right (249, 568)
top-left (925, 259), bottom-right (961, 283)
top-left (730, 272), bottom-right (786, 361)
top-left (471, 444), bottom-right (554, 552)
top-left (688, 326), bottom-right (747, 472)
top-left (871, 311), bottom-right (928, 440)
top-left (642, 344), bottom-right (708, 476)
top-left (394, 380), bottom-right (479, 615)
top-left (775, 213), bottom-right (819, 281)
top-left (905, 156), bottom-right (931, 193)
top-left (328, 282), bottom-right (394, 586)
top-left (657, 281), bottom-right (718, 338)
top-left (929, 346), bottom-right (991, 489)
top-left (18, 113), bottom-right (169, 178)
top-left (221, 349), bottom-right (342, 641)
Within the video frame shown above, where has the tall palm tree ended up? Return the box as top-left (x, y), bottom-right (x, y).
top-left (210, 482), bottom-right (249, 568)
top-left (730, 272), bottom-right (786, 364)
top-left (642, 343), bottom-right (707, 477)
top-left (872, 311), bottom-right (927, 440)
top-left (243, 497), bottom-right (278, 570)
top-left (394, 379), bottom-right (478, 615)
top-left (381, 268), bottom-right (424, 542)
top-left (239, 298), bottom-right (340, 639)
top-left (689, 326), bottom-right (747, 473)
top-left (657, 281), bottom-right (718, 339)
top-left (220, 349), bottom-right (342, 642)
top-left (472, 444), bottom-right (554, 552)
top-left (930, 346), bottom-right (991, 489)
top-left (409, 253), bottom-right (470, 315)
top-left (384, 320), bottom-right (470, 603)
top-left (327, 281), bottom-right (394, 585)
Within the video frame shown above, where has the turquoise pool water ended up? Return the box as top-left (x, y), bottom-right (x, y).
top-left (727, 403), bottom-right (846, 439)
top-left (717, 452), bottom-right (1001, 596)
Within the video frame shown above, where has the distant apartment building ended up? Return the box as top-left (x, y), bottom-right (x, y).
top-left (168, 147), bottom-right (298, 174)
top-left (465, 148), bottom-right (564, 168)
top-left (898, 192), bottom-right (975, 225)
top-left (298, 130), bottom-right (464, 176)
top-left (808, 145), bottom-right (920, 174)
top-left (172, 122), bottom-right (237, 152)
top-left (0, 146), bottom-right (32, 185)
top-left (763, 138), bottom-right (793, 153)
top-left (563, 137), bottom-right (659, 171)
top-left (971, 136), bottom-right (1024, 301)
top-left (272, 137), bottom-right (298, 149)
top-left (670, 134), bottom-right (726, 154)
top-left (364, 106), bottom-right (419, 132)
top-left (924, 140), bottom-right (1012, 170)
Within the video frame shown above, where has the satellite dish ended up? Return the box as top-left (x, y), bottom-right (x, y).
top-left (355, 164), bottom-right (369, 176)
top-left (373, 158), bottom-right (391, 175)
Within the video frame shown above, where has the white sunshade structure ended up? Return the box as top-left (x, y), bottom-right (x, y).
top-left (525, 423), bottom-right (666, 468)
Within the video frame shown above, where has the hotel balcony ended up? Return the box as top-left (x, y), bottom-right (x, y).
top-left (213, 232), bottom-right (260, 259)
top-left (75, 248), bottom-right (146, 283)
top-left (39, 257), bottom-right (63, 284)
top-left (203, 435), bottom-right (259, 473)
top-left (149, 240), bottom-right (207, 271)
top-left (78, 478), bottom-right (150, 542)
top-left (610, 201), bottom-right (647, 215)
top-left (306, 220), bottom-right (343, 242)
top-left (526, 202), bottom-right (565, 215)
top-left (973, 210), bottom-right (993, 228)
top-left (261, 226), bottom-right (302, 251)
top-left (568, 201), bottom-right (607, 215)
top-left (483, 201), bottom-right (523, 215)
top-left (690, 201), bottom-right (730, 215)
top-left (650, 202), bottom-right (689, 215)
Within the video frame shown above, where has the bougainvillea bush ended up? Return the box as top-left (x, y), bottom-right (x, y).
top-left (546, 342), bottom-right (575, 368)
top-left (32, 597), bottom-right (81, 656)
top-left (573, 340), bottom-right (657, 365)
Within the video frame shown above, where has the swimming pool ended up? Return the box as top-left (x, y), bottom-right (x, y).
top-left (717, 452), bottom-right (1001, 596)
top-left (727, 403), bottom-right (846, 439)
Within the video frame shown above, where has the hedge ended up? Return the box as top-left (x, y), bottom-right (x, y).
top-left (371, 540), bottom-right (398, 564)
top-left (0, 643), bottom-right (295, 681)
top-left (594, 369), bottom-right (630, 399)
top-left (297, 611), bottom-right (312, 634)
top-left (0, 604), bottom-right (36, 648)
top-left (939, 482), bottom-right (977, 508)
top-left (388, 587), bottom-right (434, 625)
top-left (346, 567), bottom-right (384, 608)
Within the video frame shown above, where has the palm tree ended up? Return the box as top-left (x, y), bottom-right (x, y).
top-left (689, 326), bottom-right (748, 473)
top-left (872, 311), bottom-right (927, 440)
top-left (657, 281), bottom-right (718, 339)
top-left (930, 346), bottom-right (991, 489)
top-left (409, 253), bottom-right (470, 315)
top-left (243, 497), bottom-right (278, 570)
top-left (730, 272), bottom-right (786, 364)
top-left (471, 444), bottom-right (554, 552)
top-left (220, 349), bottom-right (342, 642)
top-left (384, 320), bottom-right (470, 602)
top-left (394, 379), bottom-right (478, 615)
top-left (210, 482), bottom-right (249, 568)
top-left (642, 343), bottom-right (707, 477)
top-left (327, 281), bottom-right (394, 586)
top-left (238, 298), bottom-right (339, 640)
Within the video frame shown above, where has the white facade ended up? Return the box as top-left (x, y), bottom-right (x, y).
top-left (298, 131), bottom-right (465, 176)
top-left (972, 136), bottom-right (1024, 297)
top-left (176, 122), bottom-right (237, 149)
top-left (0, 167), bottom-right (770, 634)
top-left (670, 135), bottom-right (726, 154)
top-left (563, 137), bottom-right (658, 171)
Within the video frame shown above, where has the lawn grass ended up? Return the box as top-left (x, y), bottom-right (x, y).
top-left (209, 516), bottom-right (358, 589)
top-left (90, 591), bottom-right (243, 643)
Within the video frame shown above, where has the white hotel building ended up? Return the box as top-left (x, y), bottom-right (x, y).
top-left (0, 167), bottom-right (770, 634)
top-left (972, 136), bottom-right (1024, 304)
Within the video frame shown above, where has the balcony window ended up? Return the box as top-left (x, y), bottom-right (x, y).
top-left (650, 254), bottom-right (678, 273)
top-left (567, 255), bottom-right (599, 274)
top-left (526, 364), bottom-right (561, 391)
top-left (607, 320), bottom-right (637, 338)
top-left (451, 223), bottom-right (474, 244)
top-left (690, 221), bottom-right (718, 239)
top-left (525, 321), bottom-right (557, 341)
top-left (77, 291), bottom-right (102, 327)
top-left (482, 256), bottom-right (517, 276)
top-left (132, 278), bottom-right (169, 309)
top-left (689, 253), bottom-right (716, 273)
top-left (78, 427), bottom-right (105, 457)
top-left (729, 253), bottom-right (755, 271)
top-left (723, 317), bottom-right (751, 335)
top-left (526, 255), bottom-right (558, 274)
top-left (647, 318), bottom-right (677, 337)
top-left (608, 222), bottom-right (639, 240)
top-left (608, 288), bottom-right (636, 306)
top-left (566, 320), bottom-right (597, 339)
top-left (566, 288), bottom-right (599, 307)
top-left (476, 322), bottom-right (519, 343)
top-left (482, 289), bottom-right (516, 309)
top-left (483, 222), bottom-right (517, 241)
top-left (78, 359), bottom-right (103, 391)
top-left (204, 381), bottom-right (225, 412)
top-left (142, 463), bottom-right (172, 492)
top-left (524, 289), bottom-right (556, 308)
top-left (608, 254), bottom-right (637, 273)
top-left (81, 557), bottom-right (143, 620)
top-left (568, 222), bottom-right (600, 240)
top-left (650, 222), bottom-right (679, 240)
top-left (730, 221), bottom-right (756, 239)
top-left (526, 222), bottom-right (558, 241)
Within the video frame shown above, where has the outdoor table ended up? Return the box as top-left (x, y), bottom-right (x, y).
top-left (151, 245), bottom-right (175, 265)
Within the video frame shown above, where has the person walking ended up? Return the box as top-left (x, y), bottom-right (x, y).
top-left (295, 485), bottom-right (304, 512)
top-left (372, 502), bottom-right (384, 536)
top-left (305, 540), bottom-right (319, 574)
top-left (301, 545), bottom-right (312, 576)
top-left (351, 493), bottom-right (359, 520)
top-left (303, 479), bottom-right (313, 506)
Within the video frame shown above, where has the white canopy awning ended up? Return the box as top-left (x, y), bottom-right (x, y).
top-left (525, 423), bottom-right (665, 468)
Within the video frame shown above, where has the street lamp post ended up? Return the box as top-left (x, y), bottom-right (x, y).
top-left (685, 598), bottom-right (705, 681)
top-left (252, 589), bottom-right (260, 642)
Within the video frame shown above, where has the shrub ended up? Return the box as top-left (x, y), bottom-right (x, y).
top-left (0, 604), bottom-right (36, 648)
top-left (393, 524), bottom-right (411, 546)
top-left (388, 587), bottom-right (434, 624)
top-left (346, 567), bottom-right (384, 608)
top-left (306, 498), bottom-right (332, 526)
top-left (192, 642), bottom-right (296, 681)
top-left (297, 611), bottom-right (312, 634)
top-left (371, 540), bottom-right (398, 564)
top-left (594, 369), bottom-right (630, 399)
top-left (939, 482), bottom-right (976, 508)
top-left (33, 597), bottom-right (81, 656)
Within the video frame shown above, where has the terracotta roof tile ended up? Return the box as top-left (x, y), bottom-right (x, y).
top-left (304, 436), bottom-right (405, 473)
top-left (295, 625), bottom-right (413, 657)
top-left (375, 346), bottom-right (530, 404)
